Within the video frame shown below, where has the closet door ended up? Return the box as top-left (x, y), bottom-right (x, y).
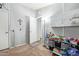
top-left (0, 9), bottom-right (9, 50)
top-left (37, 18), bottom-right (41, 41)
top-left (30, 17), bottom-right (37, 43)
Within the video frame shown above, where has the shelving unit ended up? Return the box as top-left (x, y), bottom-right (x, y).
top-left (49, 39), bottom-right (79, 56)
top-left (52, 26), bottom-right (79, 28)
top-left (52, 26), bottom-right (79, 38)
top-left (48, 33), bottom-right (79, 56)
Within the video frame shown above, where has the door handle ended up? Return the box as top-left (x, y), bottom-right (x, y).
top-left (5, 32), bottom-right (8, 34)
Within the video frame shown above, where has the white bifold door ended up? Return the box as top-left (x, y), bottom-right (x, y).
top-left (0, 9), bottom-right (9, 50)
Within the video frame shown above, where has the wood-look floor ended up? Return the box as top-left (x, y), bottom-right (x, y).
top-left (0, 42), bottom-right (51, 56)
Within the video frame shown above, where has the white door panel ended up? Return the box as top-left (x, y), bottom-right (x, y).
top-left (30, 17), bottom-right (37, 43)
top-left (0, 9), bottom-right (8, 50)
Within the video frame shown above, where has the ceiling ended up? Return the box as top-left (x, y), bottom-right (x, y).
top-left (21, 3), bottom-right (53, 10)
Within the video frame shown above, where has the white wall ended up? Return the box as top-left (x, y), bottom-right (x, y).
top-left (64, 3), bottom-right (79, 12)
top-left (8, 3), bottom-right (37, 47)
top-left (38, 3), bottom-right (63, 17)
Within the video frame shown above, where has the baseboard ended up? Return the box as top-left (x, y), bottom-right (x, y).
top-left (9, 47), bottom-right (15, 49)
top-left (0, 48), bottom-right (9, 51)
top-left (29, 40), bottom-right (41, 47)
top-left (9, 43), bottom-right (27, 49)
top-left (30, 40), bottom-right (41, 44)
top-left (15, 43), bottom-right (27, 47)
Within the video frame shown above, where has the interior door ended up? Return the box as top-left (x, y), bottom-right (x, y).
top-left (30, 17), bottom-right (37, 43)
top-left (15, 17), bottom-right (26, 46)
top-left (0, 9), bottom-right (8, 50)
top-left (37, 18), bottom-right (41, 40)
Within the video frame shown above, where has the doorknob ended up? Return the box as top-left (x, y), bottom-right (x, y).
top-left (5, 32), bottom-right (8, 34)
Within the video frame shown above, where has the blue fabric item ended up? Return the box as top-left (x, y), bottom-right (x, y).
top-left (67, 48), bottom-right (79, 56)
top-left (62, 48), bottom-right (79, 56)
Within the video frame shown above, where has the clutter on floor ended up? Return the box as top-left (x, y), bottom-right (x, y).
top-left (45, 33), bottom-right (79, 56)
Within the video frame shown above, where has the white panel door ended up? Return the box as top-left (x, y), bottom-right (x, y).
top-left (37, 18), bottom-right (41, 41)
top-left (15, 17), bottom-right (26, 46)
top-left (0, 10), bottom-right (8, 50)
top-left (30, 17), bottom-right (37, 43)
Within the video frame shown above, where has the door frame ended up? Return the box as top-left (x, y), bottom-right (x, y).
top-left (25, 16), bottom-right (30, 44)
top-left (8, 4), bottom-right (12, 49)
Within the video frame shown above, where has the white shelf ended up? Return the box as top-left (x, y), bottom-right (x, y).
top-left (52, 26), bottom-right (79, 28)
